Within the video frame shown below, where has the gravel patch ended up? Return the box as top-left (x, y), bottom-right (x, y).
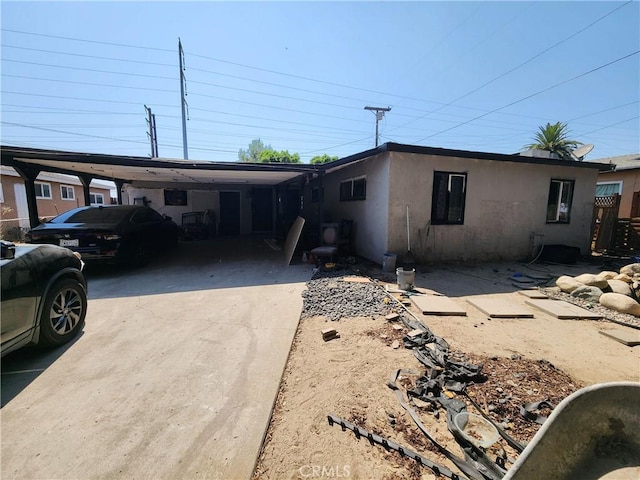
top-left (541, 287), bottom-right (640, 329)
top-left (301, 271), bottom-right (392, 321)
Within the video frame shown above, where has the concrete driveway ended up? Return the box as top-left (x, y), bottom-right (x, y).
top-left (1, 237), bottom-right (312, 480)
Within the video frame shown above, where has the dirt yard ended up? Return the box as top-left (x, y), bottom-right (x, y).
top-left (253, 262), bottom-right (639, 480)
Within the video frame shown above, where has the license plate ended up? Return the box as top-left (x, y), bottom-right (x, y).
top-left (60, 239), bottom-right (79, 247)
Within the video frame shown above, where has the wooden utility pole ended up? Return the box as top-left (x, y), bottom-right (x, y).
top-left (145, 105), bottom-right (159, 157)
top-left (364, 106), bottom-right (391, 147)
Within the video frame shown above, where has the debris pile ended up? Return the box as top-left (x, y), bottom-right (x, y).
top-left (301, 275), bottom-right (392, 321)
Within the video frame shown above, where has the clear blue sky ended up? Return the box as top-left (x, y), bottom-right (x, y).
top-left (1, 1), bottom-right (638, 163)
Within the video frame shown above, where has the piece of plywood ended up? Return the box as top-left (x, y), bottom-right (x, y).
top-left (283, 216), bottom-right (305, 266)
top-left (467, 298), bottom-right (534, 318)
top-left (525, 299), bottom-right (602, 319)
top-left (411, 295), bottom-right (466, 316)
top-left (518, 290), bottom-right (549, 299)
top-left (342, 276), bottom-right (371, 283)
top-left (599, 329), bottom-right (640, 346)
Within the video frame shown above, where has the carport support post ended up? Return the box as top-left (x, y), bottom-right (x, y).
top-left (78, 174), bottom-right (94, 206)
top-left (13, 163), bottom-right (42, 229)
top-left (115, 180), bottom-right (124, 205)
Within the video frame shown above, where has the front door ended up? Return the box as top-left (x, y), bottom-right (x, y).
top-left (219, 191), bottom-right (241, 235)
top-left (251, 188), bottom-right (273, 232)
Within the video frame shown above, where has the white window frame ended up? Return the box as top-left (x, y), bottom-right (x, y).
top-left (60, 185), bottom-right (75, 201)
top-left (339, 176), bottom-right (366, 201)
top-left (35, 182), bottom-right (52, 199)
top-left (547, 179), bottom-right (574, 223)
top-left (595, 181), bottom-right (623, 196)
top-left (89, 192), bottom-right (105, 205)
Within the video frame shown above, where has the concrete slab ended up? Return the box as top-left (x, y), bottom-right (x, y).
top-left (525, 299), bottom-right (602, 319)
top-left (467, 298), bottom-right (534, 318)
top-left (411, 294), bottom-right (466, 316)
top-left (518, 290), bottom-right (549, 299)
top-left (1, 237), bottom-right (312, 480)
top-left (599, 328), bottom-right (640, 346)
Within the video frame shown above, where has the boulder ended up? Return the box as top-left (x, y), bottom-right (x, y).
top-left (600, 293), bottom-right (640, 317)
top-left (619, 263), bottom-right (640, 276)
top-left (574, 273), bottom-right (608, 290)
top-left (571, 286), bottom-right (604, 302)
top-left (556, 275), bottom-right (583, 293)
top-left (614, 273), bottom-right (632, 283)
top-left (607, 279), bottom-right (632, 296)
top-left (595, 271), bottom-right (618, 281)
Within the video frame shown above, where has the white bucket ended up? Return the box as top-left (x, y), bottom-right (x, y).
top-left (382, 253), bottom-right (397, 272)
top-left (396, 267), bottom-right (416, 290)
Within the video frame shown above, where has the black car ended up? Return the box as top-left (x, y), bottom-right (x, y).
top-left (1, 240), bottom-right (87, 357)
top-left (25, 205), bottom-right (180, 265)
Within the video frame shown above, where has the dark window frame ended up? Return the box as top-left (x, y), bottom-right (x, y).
top-left (339, 176), bottom-right (366, 201)
top-left (164, 189), bottom-right (187, 206)
top-left (431, 171), bottom-right (467, 225)
top-left (546, 179), bottom-right (574, 224)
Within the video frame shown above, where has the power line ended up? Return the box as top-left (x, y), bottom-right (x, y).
top-left (413, 50), bottom-right (640, 143)
top-left (390, 0), bottom-right (634, 132)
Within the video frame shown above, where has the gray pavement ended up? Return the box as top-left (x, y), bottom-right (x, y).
top-left (1, 237), bottom-right (312, 480)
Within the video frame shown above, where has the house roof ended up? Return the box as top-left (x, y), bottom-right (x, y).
top-left (1, 145), bottom-right (319, 187)
top-left (0, 143), bottom-right (614, 190)
top-left (323, 142), bottom-right (615, 173)
top-left (588, 153), bottom-right (640, 172)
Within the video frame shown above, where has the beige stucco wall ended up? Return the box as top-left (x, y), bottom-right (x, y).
top-left (384, 152), bottom-right (599, 264)
top-left (318, 154), bottom-right (390, 262)
top-left (597, 170), bottom-right (640, 217)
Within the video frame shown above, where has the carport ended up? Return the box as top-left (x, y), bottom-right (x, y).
top-left (1, 145), bottom-right (320, 238)
top-left (1, 145), bottom-right (320, 479)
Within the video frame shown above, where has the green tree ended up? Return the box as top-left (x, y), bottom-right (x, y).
top-left (238, 139), bottom-right (271, 162)
top-left (258, 149), bottom-right (301, 163)
top-left (310, 154), bottom-right (339, 164)
top-left (524, 122), bottom-right (582, 160)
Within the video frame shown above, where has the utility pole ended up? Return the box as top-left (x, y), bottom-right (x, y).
top-left (144, 105), bottom-right (159, 157)
top-left (179, 38), bottom-right (189, 159)
top-left (364, 106), bottom-right (391, 147)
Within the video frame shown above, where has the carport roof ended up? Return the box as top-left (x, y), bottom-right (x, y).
top-left (1, 145), bottom-right (320, 186)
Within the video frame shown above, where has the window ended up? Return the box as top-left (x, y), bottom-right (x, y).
top-left (547, 179), bottom-right (574, 223)
top-left (89, 193), bottom-right (105, 205)
top-left (164, 189), bottom-right (187, 206)
top-left (340, 177), bottom-right (366, 201)
top-left (0, 183), bottom-right (4, 203)
top-left (595, 181), bottom-right (622, 196)
top-left (35, 182), bottom-right (52, 199)
top-left (431, 172), bottom-right (467, 225)
top-left (60, 185), bottom-right (75, 200)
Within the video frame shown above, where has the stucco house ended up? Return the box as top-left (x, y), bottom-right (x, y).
top-left (300, 143), bottom-right (612, 265)
top-left (592, 154), bottom-right (640, 218)
top-left (1, 143), bottom-right (612, 265)
top-left (0, 166), bottom-right (114, 240)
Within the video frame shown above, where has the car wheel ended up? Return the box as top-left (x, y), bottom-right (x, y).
top-left (39, 278), bottom-right (87, 347)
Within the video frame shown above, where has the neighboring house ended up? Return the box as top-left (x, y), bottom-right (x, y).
top-left (0, 166), bottom-right (114, 239)
top-left (592, 154), bottom-right (640, 217)
top-left (300, 143), bottom-right (611, 265)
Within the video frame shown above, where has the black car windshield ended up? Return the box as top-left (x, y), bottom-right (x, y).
top-left (51, 207), bottom-right (134, 224)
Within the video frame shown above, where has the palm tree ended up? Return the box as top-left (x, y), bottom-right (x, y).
top-left (524, 122), bottom-right (582, 160)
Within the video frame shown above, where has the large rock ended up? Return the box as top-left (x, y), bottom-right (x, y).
top-left (607, 279), bottom-right (632, 296)
top-left (614, 273), bottom-right (632, 283)
top-left (596, 271), bottom-right (618, 281)
top-left (600, 293), bottom-right (640, 317)
top-left (556, 275), bottom-right (582, 293)
top-left (574, 273), bottom-right (608, 290)
top-left (571, 286), bottom-right (604, 302)
top-left (619, 263), bottom-right (640, 276)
